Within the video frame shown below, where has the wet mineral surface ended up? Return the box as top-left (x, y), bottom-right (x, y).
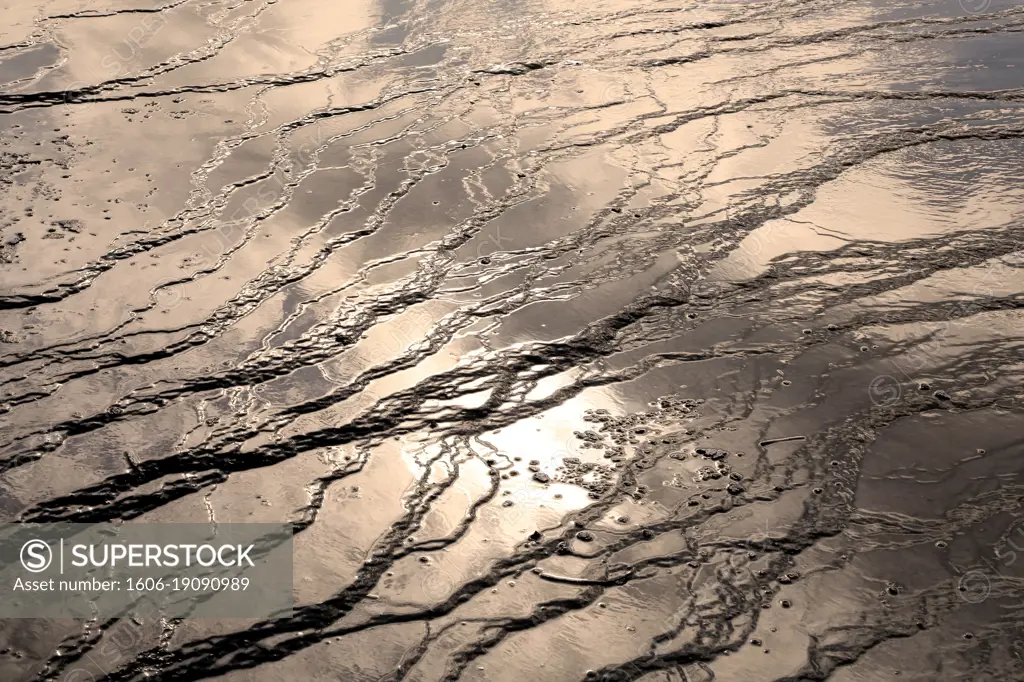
top-left (1, 0), bottom-right (1023, 679)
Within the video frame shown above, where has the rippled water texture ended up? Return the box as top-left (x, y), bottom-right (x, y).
top-left (1, 0), bottom-right (1023, 679)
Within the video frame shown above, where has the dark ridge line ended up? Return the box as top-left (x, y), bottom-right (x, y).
top-left (0, 0), bottom-right (275, 113)
top-left (0, 99), bottom-right (441, 377)
top-left (63, 431), bottom-right (836, 682)
top-left (0, 151), bottom-right (546, 445)
top-left (0, 88), bottom-right (434, 312)
top-left (45, 0), bottom-right (196, 20)
top-left (14, 313), bottom-right (1017, 528)
top-left (5, 1), bottom-right (1023, 679)
top-left (3, 222), bottom-right (1017, 488)
top-left (4, 208), bottom-right (1017, 488)
top-left (32, 386), bottom-right (1019, 682)
top-left (634, 18), bottom-right (1024, 70)
top-left (606, 20), bottom-right (731, 39)
top-left (62, 445), bottom-right (491, 682)
top-left (439, 586), bottom-right (606, 681)
top-left (636, 16), bottom-right (1024, 68)
top-left (0, 47), bottom-right (415, 114)
top-left (11, 341), bottom-right (751, 523)
top-left (582, 394), bottom-right (1021, 682)
top-left (0, 110), bottom-right (489, 392)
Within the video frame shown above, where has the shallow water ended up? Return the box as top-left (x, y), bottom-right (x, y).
top-left (0, 0), bottom-right (1022, 679)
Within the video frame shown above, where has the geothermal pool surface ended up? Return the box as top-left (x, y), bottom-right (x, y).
top-left (1, 0), bottom-right (1023, 679)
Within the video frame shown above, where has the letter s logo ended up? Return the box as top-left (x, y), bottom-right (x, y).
top-left (21, 540), bottom-right (52, 573)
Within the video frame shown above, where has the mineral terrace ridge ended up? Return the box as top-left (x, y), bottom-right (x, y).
top-left (0, 0), bottom-right (1023, 680)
